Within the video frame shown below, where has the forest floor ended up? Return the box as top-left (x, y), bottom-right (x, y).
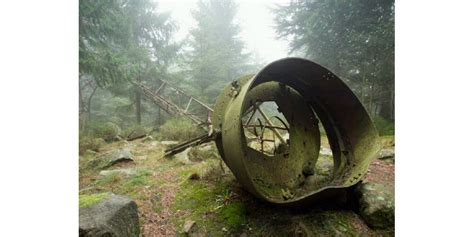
top-left (79, 135), bottom-right (395, 236)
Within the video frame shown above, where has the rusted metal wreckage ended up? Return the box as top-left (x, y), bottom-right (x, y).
top-left (137, 58), bottom-right (380, 206)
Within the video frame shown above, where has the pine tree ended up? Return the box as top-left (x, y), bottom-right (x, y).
top-left (186, 0), bottom-right (249, 103)
top-left (79, 0), bottom-right (179, 125)
top-left (274, 0), bottom-right (394, 120)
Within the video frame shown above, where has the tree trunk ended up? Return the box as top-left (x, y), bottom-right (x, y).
top-left (79, 83), bottom-right (84, 114)
top-left (368, 81), bottom-right (375, 117)
top-left (379, 87), bottom-right (394, 121)
top-left (135, 89), bottom-right (141, 125)
top-left (157, 107), bottom-right (161, 126)
top-left (79, 84), bottom-right (86, 131)
top-left (87, 85), bottom-right (98, 122)
top-left (390, 89), bottom-right (395, 120)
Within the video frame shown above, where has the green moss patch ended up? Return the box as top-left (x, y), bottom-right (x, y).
top-left (120, 169), bottom-right (153, 195)
top-left (220, 202), bottom-right (247, 229)
top-left (79, 193), bottom-right (109, 208)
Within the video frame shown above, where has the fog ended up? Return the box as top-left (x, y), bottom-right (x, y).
top-left (158, 0), bottom-right (291, 63)
top-left (79, 0), bottom-right (394, 135)
top-left (78, 1), bottom-right (395, 235)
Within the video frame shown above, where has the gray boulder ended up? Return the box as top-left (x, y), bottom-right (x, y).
top-left (99, 149), bottom-right (134, 168)
top-left (99, 168), bottom-right (137, 177)
top-left (79, 193), bottom-right (140, 237)
top-left (354, 182), bottom-right (394, 229)
top-left (175, 147), bottom-right (192, 165)
top-left (378, 148), bottom-right (395, 160)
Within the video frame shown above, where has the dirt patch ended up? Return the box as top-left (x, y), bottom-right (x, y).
top-left (365, 159), bottom-right (395, 187)
top-left (142, 170), bottom-right (180, 236)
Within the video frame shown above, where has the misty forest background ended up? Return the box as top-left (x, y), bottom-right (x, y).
top-left (79, 0), bottom-right (394, 154)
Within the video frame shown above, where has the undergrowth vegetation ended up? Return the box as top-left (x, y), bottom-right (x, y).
top-left (157, 118), bottom-right (203, 141)
top-left (121, 125), bottom-right (151, 140)
top-left (88, 122), bottom-right (121, 142)
top-left (79, 134), bottom-right (394, 236)
top-left (79, 135), bottom-right (105, 155)
top-left (80, 121), bottom-right (154, 154)
top-left (188, 145), bottom-right (218, 162)
top-left (373, 116), bottom-right (395, 136)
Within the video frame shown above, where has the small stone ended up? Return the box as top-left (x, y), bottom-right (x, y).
top-left (141, 135), bottom-right (154, 142)
top-left (85, 149), bottom-right (98, 156)
top-left (222, 227), bottom-right (228, 232)
top-left (99, 168), bottom-right (137, 177)
top-left (183, 220), bottom-right (196, 234)
top-left (161, 140), bottom-right (179, 146)
top-left (378, 148), bottom-right (395, 160)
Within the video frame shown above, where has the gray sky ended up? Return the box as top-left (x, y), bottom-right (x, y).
top-left (157, 0), bottom-right (291, 64)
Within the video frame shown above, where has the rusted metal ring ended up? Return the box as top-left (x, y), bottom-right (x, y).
top-left (212, 58), bottom-right (380, 205)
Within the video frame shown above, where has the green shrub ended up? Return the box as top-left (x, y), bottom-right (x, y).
top-left (79, 135), bottom-right (105, 155)
top-left (373, 116), bottom-right (395, 136)
top-left (157, 118), bottom-right (203, 141)
top-left (121, 124), bottom-right (150, 140)
top-left (90, 122), bottom-right (121, 142)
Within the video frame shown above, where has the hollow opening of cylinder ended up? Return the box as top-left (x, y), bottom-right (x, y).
top-left (239, 81), bottom-right (336, 202)
top-left (241, 101), bottom-right (290, 157)
top-left (301, 113), bottom-right (335, 190)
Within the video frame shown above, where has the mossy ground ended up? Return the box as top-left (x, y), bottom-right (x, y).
top-left (79, 135), bottom-right (395, 236)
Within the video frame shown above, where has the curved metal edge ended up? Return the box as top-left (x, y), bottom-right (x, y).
top-left (213, 58), bottom-right (381, 206)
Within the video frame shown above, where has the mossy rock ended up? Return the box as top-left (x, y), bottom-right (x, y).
top-left (87, 149), bottom-right (134, 170)
top-left (355, 182), bottom-right (394, 229)
top-left (79, 193), bottom-right (140, 237)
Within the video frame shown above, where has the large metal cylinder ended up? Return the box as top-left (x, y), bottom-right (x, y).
top-left (212, 58), bottom-right (380, 205)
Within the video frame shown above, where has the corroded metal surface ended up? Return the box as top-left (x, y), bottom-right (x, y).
top-left (212, 58), bottom-right (380, 205)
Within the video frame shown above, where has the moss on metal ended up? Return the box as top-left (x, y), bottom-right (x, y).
top-left (211, 58), bottom-right (380, 205)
